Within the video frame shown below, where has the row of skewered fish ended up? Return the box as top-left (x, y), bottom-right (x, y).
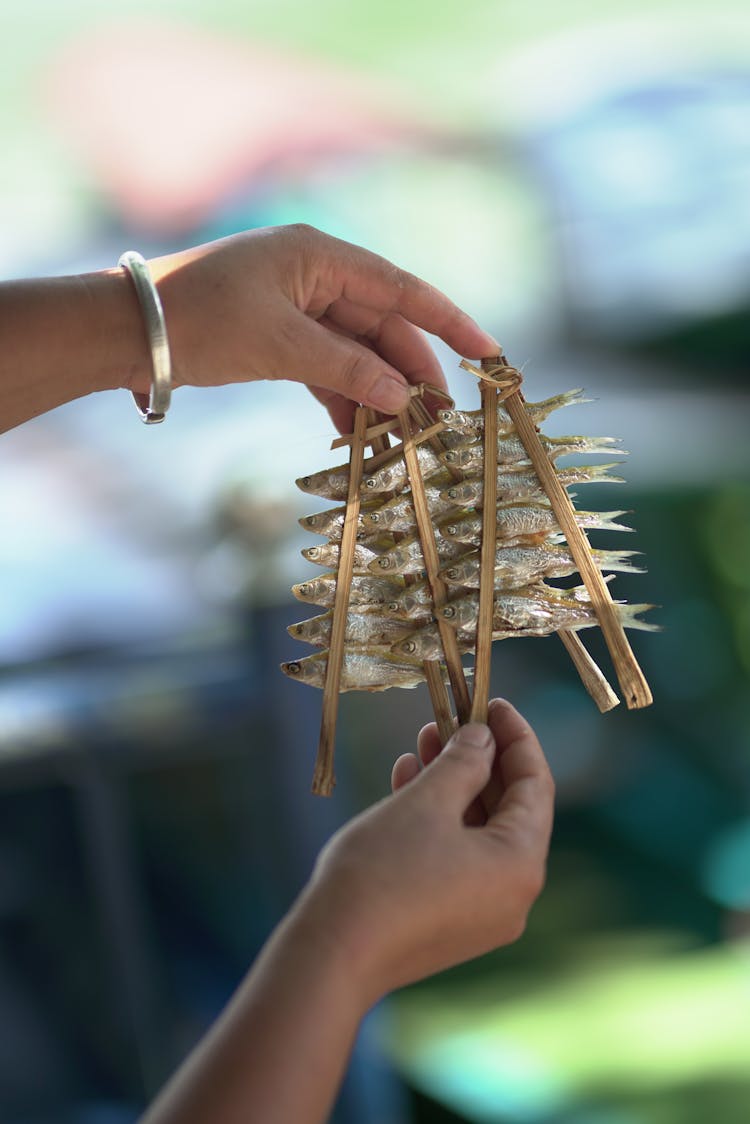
top-left (281, 389), bottom-right (655, 691)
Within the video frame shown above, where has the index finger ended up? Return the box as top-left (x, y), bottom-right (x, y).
top-left (319, 234), bottom-right (500, 360)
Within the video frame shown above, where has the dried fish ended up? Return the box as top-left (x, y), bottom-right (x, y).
top-left (439, 585), bottom-right (658, 634)
top-left (441, 545), bottom-right (645, 589)
top-left (298, 501), bottom-right (381, 541)
top-left (280, 650), bottom-right (435, 691)
top-left (441, 504), bottom-right (633, 547)
top-left (393, 592), bottom-right (657, 660)
top-left (441, 433), bottom-right (625, 472)
top-left (360, 443), bottom-right (447, 496)
top-left (360, 485), bottom-right (467, 534)
top-left (437, 388), bottom-right (592, 444)
top-left (442, 463), bottom-right (625, 507)
top-left (367, 532), bottom-right (468, 576)
top-left (301, 540), bottom-right (393, 572)
top-left (291, 571), bottom-right (405, 609)
top-left (288, 610), bottom-right (414, 648)
top-left (382, 578), bottom-right (447, 623)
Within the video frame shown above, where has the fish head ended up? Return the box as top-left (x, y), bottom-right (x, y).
top-left (368, 551), bottom-right (403, 574)
top-left (280, 655), bottom-right (323, 685)
top-left (301, 545), bottom-right (325, 564)
top-left (361, 509), bottom-right (386, 531)
top-left (393, 633), bottom-right (427, 659)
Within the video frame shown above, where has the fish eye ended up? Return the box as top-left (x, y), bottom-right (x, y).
top-left (298, 584), bottom-right (310, 596)
top-left (446, 451), bottom-right (457, 463)
top-left (305, 516), bottom-right (316, 526)
top-left (369, 512), bottom-right (380, 522)
top-left (387, 601), bottom-right (399, 611)
top-left (446, 568), bottom-right (458, 579)
top-left (301, 477), bottom-right (311, 487)
top-left (403, 641), bottom-right (416, 654)
top-left (365, 478), bottom-right (377, 488)
top-left (377, 558), bottom-right (391, 570)
top-left (448, 489), bottom-right (459, 500)
top-left (285, 661), bottom-right (301, 675)
top-left (446, 525), bottom-right (457, 536)
top-left (443, 606), bottom-right (456, 619)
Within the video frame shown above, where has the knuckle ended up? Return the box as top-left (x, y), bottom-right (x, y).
top-left (287, 221), bottom-right (317, 241)
top-left (339, 351), bottom-right (379, 397)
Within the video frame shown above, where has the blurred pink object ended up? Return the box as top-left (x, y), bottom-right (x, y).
top-left (45, 20), bottom-right (426, 231)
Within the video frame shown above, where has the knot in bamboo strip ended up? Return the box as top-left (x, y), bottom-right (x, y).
top-left (459, 359), bottom-right (523, 401)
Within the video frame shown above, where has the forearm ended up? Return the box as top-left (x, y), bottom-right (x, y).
top-left (0, 270), bottom-right (150, 432)
top-left (141, 890), bottom-right (367, 1124)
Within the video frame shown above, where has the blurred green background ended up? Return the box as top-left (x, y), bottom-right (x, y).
top-left (0, 1), bottom-right (748, 1122)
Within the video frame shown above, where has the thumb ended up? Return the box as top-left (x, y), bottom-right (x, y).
top-left (416, 722), bottom-right (495, 811)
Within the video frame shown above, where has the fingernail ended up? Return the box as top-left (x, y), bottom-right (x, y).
top-left (451, 723), bottom-right (494, 753)
top-left (370, 375), bottom-right (409, 415)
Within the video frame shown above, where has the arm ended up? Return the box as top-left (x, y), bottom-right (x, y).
top-left (0, 224), bottom-right (499, 434)
top-left (141, 699), bottom-right (555, 1124)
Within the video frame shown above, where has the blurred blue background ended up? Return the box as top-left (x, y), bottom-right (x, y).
top-left (0, 1), bottom-right (749, 1122)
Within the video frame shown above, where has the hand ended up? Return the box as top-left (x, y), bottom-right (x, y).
top-left (299, 699), bottom-right (554, 1006)
top-left (146, 224), bottom-right (499, 432)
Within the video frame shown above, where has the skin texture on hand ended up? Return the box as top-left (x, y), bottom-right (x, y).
top-left (148, 224), bottom-right (500, 432)
top-left (141, 700), bottom-right (554, 1124)
top-left (0, 224), bottom-right (497, 435)
top-left (301, 698), bottom-right (555, 1005)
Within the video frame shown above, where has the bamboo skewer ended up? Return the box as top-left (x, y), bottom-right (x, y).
top-left (312, 406), bottom-right (369, 795)
top-left (557, 629), bottom-right (620, 712)
top-left (399, 408), bottom-right (472, 724)
top-left (475, 357), bottom-right (652, 710)
top-left (364, 409), bottom-right (455, 745)
top-left (470, 380), bottom-right (499, 723)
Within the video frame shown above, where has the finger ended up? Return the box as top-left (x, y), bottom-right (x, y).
top-left (308, 232), bottom-right (500, 359)
top-left (416, 722), bottom-right (442, 768)
top-left (323, 303), bottom-right (449, 397)
top-left (271, 305), bottom-right (411, 419)
top-left (391, 753), bottom-right (421, 793)
top-left (484, 699), bottom-right (555, 855)
top-left (415, 722), bottom-right (494, 814)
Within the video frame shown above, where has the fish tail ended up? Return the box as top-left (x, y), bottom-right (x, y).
top-left (617, 603), bottom-right (661, 632)
top-left (578, 510), bottom-right (634, 533)
top-left (591, 548), bottom-right (646, 573)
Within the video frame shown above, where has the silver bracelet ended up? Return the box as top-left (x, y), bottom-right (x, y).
top-left (118, 250), bottom-right (172, 424)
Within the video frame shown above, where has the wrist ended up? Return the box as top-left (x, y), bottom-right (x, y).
top-left (284, 875), bottom-right (387, 1015)
top-left (85, 267), bottom-right (154, 397)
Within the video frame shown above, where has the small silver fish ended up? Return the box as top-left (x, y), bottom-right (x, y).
top-left (360, 444), bottom-right (448, 495)
top-left (287, 611), bottom-right (414, 648)
top-left (296, 462), bottom-right (359, 502)
top-left (441, 504), bottom-right (633, 546)
top-left (291, 571), bottom-right (405, 609)
top-left (360, 485), bottom-right (466, 534)
top-left (393, 593), bottom-right (656, 660)
top-left (367, 532), bottom-right (468, 576)
top-left (437, 388), bottom-right (592, 445)
top-left (438, 585), bottom-right (657, 634)
top-left (441, 545), bottom-right (644, 589)
top-left (301, 541), bottom-right (391, 572)
top-left (441, 434), bottom-right (625, 472)
top-left (441, 463), bottom-right (625, 507)
top-left (298, 501), bottom-right (382, 541)
top-left (382, 578), bottom-right (445, 623)
top-left (280, 649), bottom-right (433, 691)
